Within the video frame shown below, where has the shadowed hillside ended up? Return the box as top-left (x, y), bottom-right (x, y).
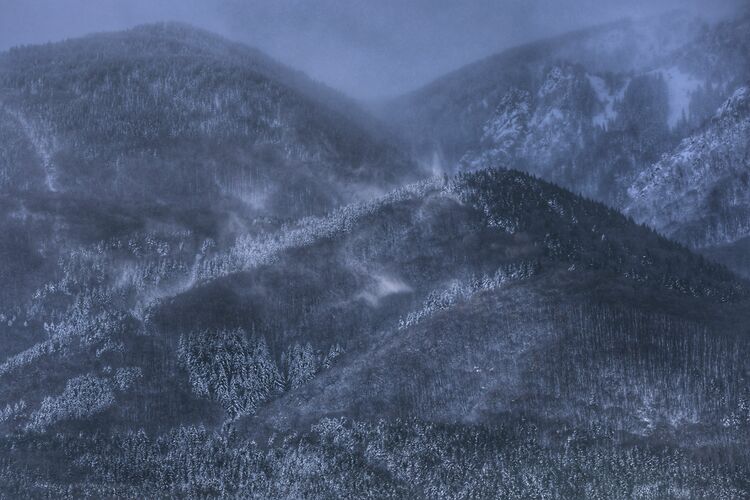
top-left (1, 166), bottom-right (748, 497)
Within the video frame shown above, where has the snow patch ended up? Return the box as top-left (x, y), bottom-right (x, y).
top-left (586, 74), bottom-right (625, 129)
top-left (537, 108), bottom-right (564, 127)
top-left (653, 66), bottom-right (703, 129)
top-left (1, 105), bottom-right (59, 191)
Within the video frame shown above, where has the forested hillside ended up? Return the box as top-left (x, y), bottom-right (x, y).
top-left (0, 23), bottom-right (416, 217)
top-left (1, 13), bottom-right (750, 498)
top-left (1, 166), bottom-right (749, 497)
top-left (627, 85), bottom-right (750, 277)
top-left (0, 23), bottom-right (418, 374)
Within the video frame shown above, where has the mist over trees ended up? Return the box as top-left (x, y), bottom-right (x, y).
top-left (0, 4), bottom-right (749, 498)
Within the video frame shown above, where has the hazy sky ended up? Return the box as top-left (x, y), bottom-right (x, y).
top-left (0, 0), bottom-right (743, 99)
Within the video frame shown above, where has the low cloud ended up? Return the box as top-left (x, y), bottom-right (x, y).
top-left (357, 272), bottom-right (412, 307)
top-left (0, 0), bottom-right (744, 99)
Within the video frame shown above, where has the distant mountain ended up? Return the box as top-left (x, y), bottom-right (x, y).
top-left (1, 166), bottom-right (748, 496)
top-left (0, 23), bottom-right (416, 218)
top-left (627, 85), bottom-right (750, 276)
top-left (380, 11), bottom-right (750, 206)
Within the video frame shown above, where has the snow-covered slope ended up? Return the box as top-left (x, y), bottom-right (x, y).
top-left (382, 11), bottom-right (750, 207)
top-left (626, 86), bottom-right (750, 252)
top-left (460, 63), bottom-right (600, 193)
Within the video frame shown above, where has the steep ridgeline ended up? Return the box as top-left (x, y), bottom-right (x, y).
top-left (0, 23), bottom-right (416, 218)
top-left (0, 23), bottom-right (418, 338)
top-left (1, 168), bottom-right (749, 497)
top-left (627, 86), bottom-right (750, 277)
top-left (381, 11), bottom-right (750, 206)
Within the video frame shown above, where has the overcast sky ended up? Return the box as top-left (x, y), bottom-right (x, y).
top-left (0, 0), bottom-right (743, 99)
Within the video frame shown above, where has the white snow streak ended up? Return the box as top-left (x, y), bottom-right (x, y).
top-left (587, 74), bottom-right (625, 129)
top-left (655, 66), bottom-right (703, 129)
top-left (2, 104), bottom-right (59, 192)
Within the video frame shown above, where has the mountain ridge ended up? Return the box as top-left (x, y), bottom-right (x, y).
top-left (0, 22), bottom-right (418, 219)
top-left (2, 165), bottom-right (749, 496)
top-left (626, 84), bottom-right (750, 276)
top-left (379, 10), bottom-right (749, 209)
top-left (1, 17), bottom-right (750, 498)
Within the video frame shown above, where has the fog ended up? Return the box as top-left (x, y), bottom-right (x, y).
top-left (0, 0), bottom-right (744, 99)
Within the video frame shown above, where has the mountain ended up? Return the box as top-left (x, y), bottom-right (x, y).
top-left (380, 11), bottom-right (750, 206)
top-left (0, 22), bottom-right (418, 352)
top-left (0, 22), bottom-right (416, 218)
top-left (627, 85), bottom-right (750, 277)
top-left (2, 19), bottom-right (750, 498)
top-left (1, 165), bottom-right (749, 497)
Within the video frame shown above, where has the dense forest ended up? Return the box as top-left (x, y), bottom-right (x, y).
top-left (380, 10), bottom-right (750, 277)
top-left (0, 10), bottom-right (749, 499)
